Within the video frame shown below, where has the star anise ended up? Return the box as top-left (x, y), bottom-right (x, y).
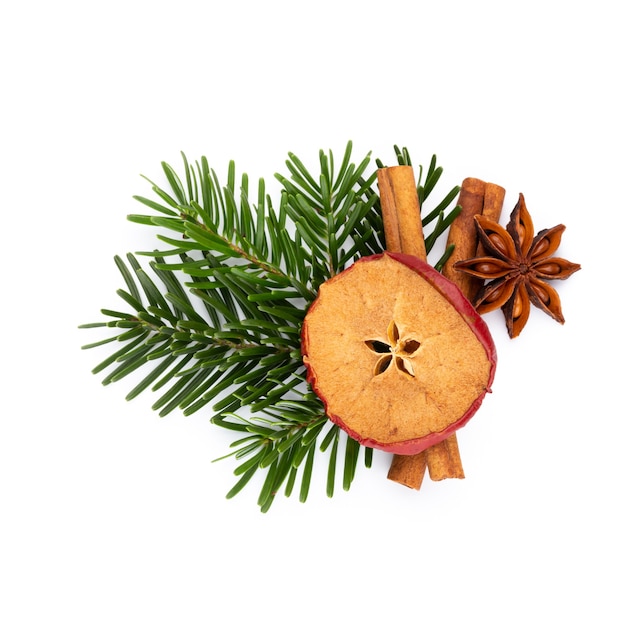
top-left (454, 193), bottom-right (581, 338)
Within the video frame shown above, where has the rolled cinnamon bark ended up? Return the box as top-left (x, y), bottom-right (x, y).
top-left (482, 182), bottom-right (506, 222)
top-left (443, 179), bottom-right (506, 301)
top-left (442, 178), bottom-right (487, 301)
top-left (431, 178), bottom-right (504, 482)
top-left (387, 176), bottom-right (505, 489)
top-left (478, 182), bottom-right (506, 253)
top-left (424, 432), bottom-right (464, 481)
top-left (379, 166), bottom-right (465, 489)
top-left (378, 166), bottom-right (427, 259)
top-left (385, 453), bottom-right (428, 490)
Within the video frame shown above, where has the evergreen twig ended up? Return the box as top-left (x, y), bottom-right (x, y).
top-left (80, 142), bottom-right (460, 511)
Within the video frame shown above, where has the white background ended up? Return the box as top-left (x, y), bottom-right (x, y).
top-left (2, 1), bottom-right (624, 624)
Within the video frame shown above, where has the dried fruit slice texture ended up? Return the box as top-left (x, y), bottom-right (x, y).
top-left (302, 252), bottom-right (497, 455)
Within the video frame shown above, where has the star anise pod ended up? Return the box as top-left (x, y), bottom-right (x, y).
top-left (454, 193), bottom-right (581, 338)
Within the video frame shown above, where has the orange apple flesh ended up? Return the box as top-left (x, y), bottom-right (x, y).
top-left (301, 252), bottom-right (497, 455)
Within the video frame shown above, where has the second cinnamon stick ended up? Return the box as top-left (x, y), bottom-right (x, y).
top-left (386, 175), bottom-right (505, 489)
top-left (443, 178), bottom-right (505, 300)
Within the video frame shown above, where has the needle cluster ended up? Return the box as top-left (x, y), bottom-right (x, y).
top-left (80, 142), bottom-right (459, 511)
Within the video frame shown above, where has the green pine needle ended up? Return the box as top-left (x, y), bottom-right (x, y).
top-left (80, 142), bottom-right (461, 511)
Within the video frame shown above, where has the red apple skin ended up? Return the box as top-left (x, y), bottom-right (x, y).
top-left (301, 252), bottom-right (497, 455)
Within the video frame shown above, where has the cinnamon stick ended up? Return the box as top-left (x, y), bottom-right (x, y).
top-left (385, 453), bottom-right (428, 490)
top-left (383, 173), bottom-right (505, 490)
top-left (478, 182), bottom-right (506, 250)
top-left (378, 166), bottom-right (464, 489)
top-left (442, 177), bottom-right (486, 301)
top-left (442, 178), bottom-right (505, 299)
top-left (424, 433), bottom-right (464, 481)
top-left (426, 179), bottom-right (504, 483)
top-left (431, 178), bottom-right (504, 481)
top-left (378, 166), bottom-right (426, 259)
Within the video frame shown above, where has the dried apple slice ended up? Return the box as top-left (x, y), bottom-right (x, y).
top-left (301, 252), bottom-right (497, 455)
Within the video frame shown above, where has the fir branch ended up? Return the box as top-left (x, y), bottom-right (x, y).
top-left (81, 142), bottom-right (461, 511)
